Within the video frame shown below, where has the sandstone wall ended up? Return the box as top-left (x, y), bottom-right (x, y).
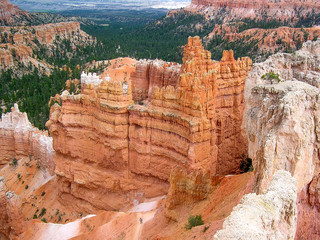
top-left (0, 0), bottom-right (29, 25)
top-left (187, 0), bottom-right (320, 25)
top-left (34, 21), bottom-right (83, 44)
top-left (130, 37), bottom-right (252, 180)
top-left (245, 39), bottom-right (320, 239)
top-left (214, 170), bottom-right (297, 240)
top-left (0, 21), bottom-right (92, 71)
top-left (130, 59), bottom-right (181, 101)
top-left (0, 104), bottom-right (54, 174)
top-left (209, 25), bottom-right (320, 54)
top-left (47, 78), bottom-right (169, 212)
top-left (47, 36), bottom-right (252, 212)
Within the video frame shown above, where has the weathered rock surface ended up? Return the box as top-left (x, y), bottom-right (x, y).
top-left (209, 25), bottom-right (320, 55)
top-left (0, 0), bottom-right (30, 25)
top-left (46, 36), bottom-right (252, 212)
top-left (0, 21), bottom-right (93, 73)
top-left (130, 36), bottom-right (252, 179)
top-left (0, 179), bottom-right (10, 240)
top-left (130, 59), bottom-right (181, 101)
top-left (246, 81), bottom-right (319, 192)
top-left (188, 0), bottom-right (320, 24)
top-left (0, 103), bottom-right (54, 174)
top-left (214, 170), bottom-right (297, 240)
top-left (245, 39), bottom-right (320, 239)
top-left (165, 168), bottom-right (214, 210)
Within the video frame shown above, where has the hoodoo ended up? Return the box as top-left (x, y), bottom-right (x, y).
top-left (46, 36), bottom-right (252, 212)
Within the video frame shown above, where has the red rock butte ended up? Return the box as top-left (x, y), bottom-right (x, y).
top-left (46, 36), bottom-right (252, 212)
top-left (191, 0), bottom-right (320, 9)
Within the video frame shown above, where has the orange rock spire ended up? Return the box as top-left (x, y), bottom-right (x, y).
top-left (46, 37), bottom-right (252, 212)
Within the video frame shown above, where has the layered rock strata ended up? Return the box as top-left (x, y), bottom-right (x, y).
top-left (0, 0), bottom-right (30, 25)
top-left (0, 104), bottom-right (54, 174)
top-left (188, 0), bottom-right (320, 23)
top-left (129, 37), bottom-right (252, 179)
top-left (209, 25), bottom-right (320, 54)
top-left (0, 21), bottom-right (92, 72)
top-left (130, 59), bottom-right (181, 101)
top-left (245, 39), bottom-right (320, 239)
top-left (214, 170), bottom-right (297, 240)
top-left (47, 36), bottom-right (252, 211)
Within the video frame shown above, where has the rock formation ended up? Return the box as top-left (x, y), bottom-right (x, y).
top-left (209, 25), bottom-right (320, 55)
top-left (167, 0), bottom-right (320, 61)
top-left (214, 170), bottom-right (297, 240)
top-left (245, 39), bottom-right (320, 239)
top-left (0, 0), bottom-right (30, 26)
top-left (165, 168), bottom-right (215, 210)
top-left (0, 178), bottom-right (9, 240)
top-left (130, 59), bottom-right (181, 101)
top-left (0, 21), bottom-right (93, 72)
top-left (188, 0), bottom-right (320, 23)
top-left (0, 103), bottom-right (54, 174)
top-left (46, 36), bottom-right (252, 212)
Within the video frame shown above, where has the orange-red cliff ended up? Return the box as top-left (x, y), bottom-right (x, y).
top-left (0, 0), bottom-right (29, 25)
top-left (46, 36), bottom-right (252, 213)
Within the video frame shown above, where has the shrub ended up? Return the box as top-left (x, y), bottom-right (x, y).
top-left (185, 215), bottom-right (204, 230)
top-left (41, 191), bottom-right (46, 197)
top-left (39, 208), bottom-right (46, 217)
top-left (10, 158), bottom-right (18, 166)
top-left (33, 214), bottom-right (38, 219)
top-left (41, 218), bottom-right (47, 223)
top-left (261, 71), bottom-right (281, 83)
top-left (25, 185), bottom-right (29, 189)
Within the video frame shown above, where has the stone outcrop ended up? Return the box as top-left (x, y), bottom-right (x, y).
top-left (188, 0), bottom-right (320, 24)
top-left (245, 39), bottom-right (320, 239)
top-left (130, 59), bottom-right (181, 101)
top-left (165, 168), bottom-right (215, 210)
top-left (246, 81), bottom-right (319, 193)
top-left (0, 21), bottom-right (92, 72)
top-left (130, 37), bottom-right (252, 178)
top-left (0, 0), bottom-right (30, 26)
top-left (214, 170), bottom-right (297, 240)
top-left (0, 104), bottom-right (54, 174)
top-left (46, 36), bottom-right (252, 212)
top-left (170, 0), bottom-right (320, 61)
top-left (0, 179), bottom-right (9, 240)
top-left (209, 25), bottom-right (320, 55)
top-left (34, 21), bottom-right (84, 44)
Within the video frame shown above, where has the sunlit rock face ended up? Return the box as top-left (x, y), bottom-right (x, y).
top-left (188, 0), bottom-right (320, 24)
top-left (0, 104), bottom-right (54, 174)
top-left (0, 0), bottom-right (29, 25)
top-left (46, 36), bottom-right (252, 212)
top-left (214, 170), bottom-right (297, 240)
top-left (130, 59), bottom-right (181, 101)
top-left (245, 39), bottom-right (320, 240)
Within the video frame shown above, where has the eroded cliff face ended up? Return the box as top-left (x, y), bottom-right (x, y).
top-left (130, 59), bottom-right (181, 101)
top-left (188, 0), bottom-right (320, 23)
top-left (46, 36), bottom-right (252, 212)
top-left (0, 104), bottom-right (54, 174)
top-left (0, 0), bottom-right (30, 25)
top-left (0, 21), bottom-right (93, 73)
top-left (214, 170), bottom-right (297, 240)
top-left (130, 37), bottom-right (252, 178)
top-left (245, 39), bottom-right (320, 239)
top-left (209, 25), bottom-right (320, 55)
